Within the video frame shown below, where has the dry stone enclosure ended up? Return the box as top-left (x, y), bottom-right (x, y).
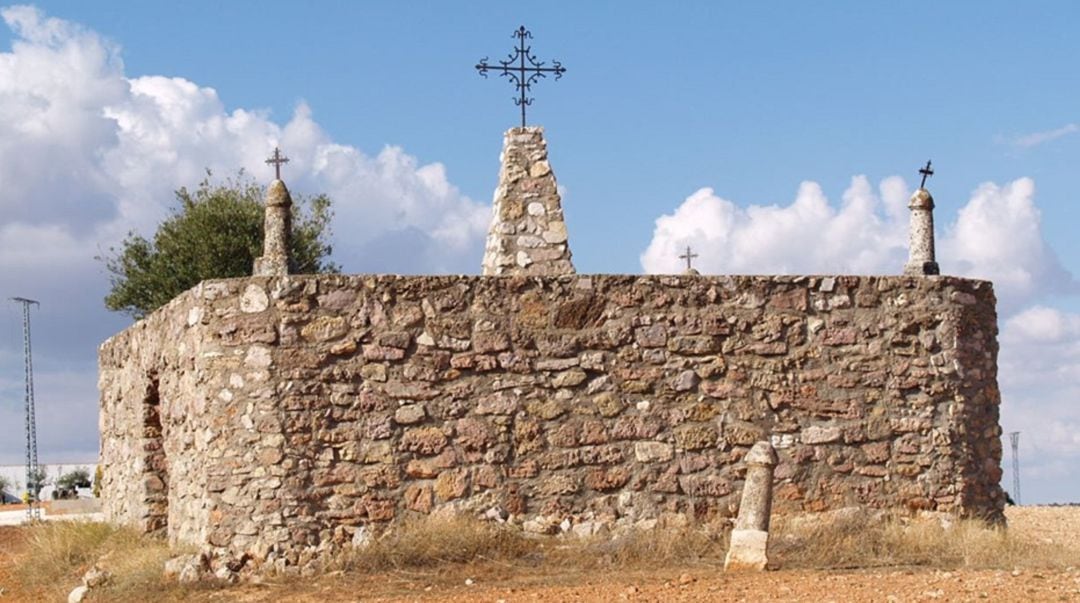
top-left (98, 127), bottom-right (1005, 577)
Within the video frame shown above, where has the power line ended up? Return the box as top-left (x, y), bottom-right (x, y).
top-left (1008, 431), bottom-right (1021, 506)
top-left (11, 297), bottom-right (41, 522)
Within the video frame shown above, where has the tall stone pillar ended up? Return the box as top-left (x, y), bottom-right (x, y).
top-left (725, 441), bottom-right (778, 571)
top-left (903, 187), bottom-right (940, 276)
top-left (253, 180), bottom-right (293, 277)
top-left (481, 127), bottom-right (575, 276)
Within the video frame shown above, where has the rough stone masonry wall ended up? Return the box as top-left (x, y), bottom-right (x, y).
top-left (99, 292), bottom-right (215, 543)
top-left (99, 273), bottom-right (1003, 574)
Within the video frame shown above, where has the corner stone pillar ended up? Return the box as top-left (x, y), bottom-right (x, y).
top-left (725, 441), bottom-right (778, 571)
top-left (903, 187), bottom-right (940, 276)
top-left (481, 127), bottom-right (575, 276)
top-left (253, 179), bottom-right (293, 277)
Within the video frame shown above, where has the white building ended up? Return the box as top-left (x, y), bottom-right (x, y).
top-left (0, 462), bottom-right (99, 503)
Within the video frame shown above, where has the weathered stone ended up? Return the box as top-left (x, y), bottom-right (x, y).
top-left (400, 427), bottom-right (448, 455)
top-left (675, 423), bottom-right (718, 450)
top-left (240, 284), bottom-right (269, 313)
top-left (802, 425), bottom-right (842, 445)
top-left (672, 370), bottom-right (699, 392)
top-left (527, 399), bottom-right (567, 420)
top-left (634, 441), bottom-right (674, 463)
top-left (252, 179), bottom-right (293, 277)
top-left (361, 363), bottom-right (387, 382)
top-left (552, 367), bottom-right (587, 388)
top-left (434, 468), bottom-right (470, 501)
top-left (404, 483), bottom-right (433, 513)
top-left (725, 441), bottom-right (778, 571)
top-left (301, 316), bottom-right (349, 342)
top-left (482, 128), bottom-right (575, 276)
top-left (394, 404), bottom-right (426, 425)
top-left (668, 335), bottom-right (718, 355)
top-left (904, 187), bottom-right (940, 276)
top-left (456, 418), bottom-right (494, 451)
top-left (593, 392), bottom-right (626, 417)
top-left (634, 324), bottom-right (668, 347)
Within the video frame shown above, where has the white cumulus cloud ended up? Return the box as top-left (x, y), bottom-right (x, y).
top-left (642, 175), bottom-right (1075, 313)
top-left (0, 6), bottom-right (489, 465)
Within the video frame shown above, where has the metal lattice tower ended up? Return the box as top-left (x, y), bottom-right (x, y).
top-left (1008, 431), bottom-right (1021, 506)
top-left (11, 297), bottom-right (41, 521)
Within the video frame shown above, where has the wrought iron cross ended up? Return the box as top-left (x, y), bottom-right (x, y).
top-left (476, 26), bottom-right (566, 128)
top-left (679, 245), bottom-right (699, 271)
top-left (265, 147), bottom-right (289, 180)
top-left (919, 159), bottom-right (934, 189)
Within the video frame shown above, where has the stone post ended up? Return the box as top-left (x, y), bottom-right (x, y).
top-left (481, 127), bottom-right (575, 276)
top-left (725, 441), bottom-right (778, 571)
top-left (903, 187), bottom-right (940, 276)
top-left (253, 179), bottom-right (293, 277)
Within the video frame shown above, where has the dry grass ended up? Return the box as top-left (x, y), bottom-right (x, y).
top-left (12, 520), bottom-right (188, 601)
top-left (5, 509), bottom-right (1076, 601)
top-left (339, 515), bottom-right (732, 574)
top-left (771, 509), bottom-right (1076, 570)
top-left (340, 515), bottom-right (537, 571)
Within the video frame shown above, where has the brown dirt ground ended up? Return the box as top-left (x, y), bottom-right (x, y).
top-left (2, 507), bottom-right (1080, 602)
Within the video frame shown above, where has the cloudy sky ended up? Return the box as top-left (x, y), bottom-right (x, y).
top-left (0, 2), bottom-right (1077, 504)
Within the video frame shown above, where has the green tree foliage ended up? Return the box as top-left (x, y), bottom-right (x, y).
top-left (26, 467), bottom-right (47, 501)
top-left (54, 468), bottom-right (92, 499)
top-left (101, 172), bottom-right (339, 318)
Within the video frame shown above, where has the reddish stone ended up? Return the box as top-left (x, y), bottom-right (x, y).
top-left (405, 460), bottom-right (439, 479)
top-left (547, 422), bottom-right (579, 447)
top-left (584, 467), bottom-right (631, 492)
top-left (404, 483), bottom-right (433, 513)
top-left (610, 416), bottom-right (662, 440)
top-left (579, 420), bottom-right (609, 445)
top-left (473, 465), bottom-right (499, 489)
top-left (507, 459), bottom-right (539, 478)
top-left (400, 427), bottom-right (448, 455)
top-left (505, 492), bottom-right (527, 515)
top-left (822, 328), bottom-right (858, 346)
top-left (767, 287), bottom-right (808, 311)
top-left (362, 496), bottom-right (396, 521)
top-left (473, 331), bottom-right (511, 353)
top-left (455, 418), bottom-right (494, 451)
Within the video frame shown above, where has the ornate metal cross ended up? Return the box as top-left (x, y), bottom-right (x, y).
top-left (679, 245), bottom-right (699, 271)
top-left (265, 147), bottom-right (290, 180)
top-left (919, 159), bottom-right (934, 189)
top-left (476, 26), bottom-right (566, 128)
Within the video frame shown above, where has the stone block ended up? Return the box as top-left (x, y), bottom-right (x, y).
top-left (724, 529), bottom-right (769, 571)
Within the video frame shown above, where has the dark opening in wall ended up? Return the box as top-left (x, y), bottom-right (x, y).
top-left (142, 372), bottom-right (168, 535)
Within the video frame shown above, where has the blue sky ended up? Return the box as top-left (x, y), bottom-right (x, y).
top-left (0, 2), bottom-right (1077, 504)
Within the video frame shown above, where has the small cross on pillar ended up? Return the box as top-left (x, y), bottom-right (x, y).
top-left (679, 246), bottom-right (699, 271)
top-left (265, 147), bottom-right (290, 181)
top-left (919, 159), bottom-right (934, 189)
top-left (904, 160), bottom-right (940, 276)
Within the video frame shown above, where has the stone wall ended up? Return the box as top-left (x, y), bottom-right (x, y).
top-left (99, 273), bottom-right (1004, 574)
